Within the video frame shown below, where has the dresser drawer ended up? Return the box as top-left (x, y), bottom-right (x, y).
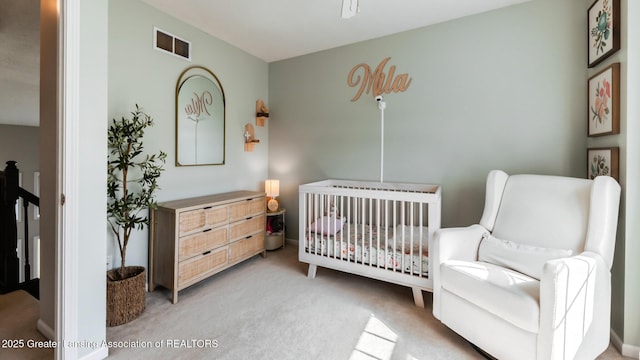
top-left (229, 197), bottom-right (265, 222)
top-left (178, 227), bottom-right (228, 262)
top-left (179, 205), bottom-right (228, 236)
top-left (229, 233), bottom-right (264, 263)
top-left (229, 214), bottom-right (265, 241)
top-left (205, 205), bottom-right (229, 228)
top-left (178, 247), bottom-right (228, 288)
top-left (179, 209), bottom-right (206, 235)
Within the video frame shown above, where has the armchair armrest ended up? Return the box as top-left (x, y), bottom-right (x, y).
top-left (431, 224), bottom-right (487, 319)
top-left (539, 252), bottom-right (606, 360)
top-left (432, 224), bottom-right (487, 264)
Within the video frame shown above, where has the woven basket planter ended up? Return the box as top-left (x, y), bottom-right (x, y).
top-left (106, 266), bottom-right (146, 327)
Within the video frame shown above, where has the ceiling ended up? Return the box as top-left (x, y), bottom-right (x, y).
top-left (0, 0), bottom-right (530, 127)
top-left (141, 0), bottom-right (531, 63)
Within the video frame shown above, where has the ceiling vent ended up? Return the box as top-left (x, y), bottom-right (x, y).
top-left (154, 27), bottom-right (191, 61)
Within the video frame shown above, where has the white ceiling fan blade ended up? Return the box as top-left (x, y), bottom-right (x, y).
top-left (341, 0), bottom-right (359, 19)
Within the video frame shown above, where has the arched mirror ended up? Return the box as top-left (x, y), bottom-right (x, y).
top-left (176, 66), bottom-right (225, 166)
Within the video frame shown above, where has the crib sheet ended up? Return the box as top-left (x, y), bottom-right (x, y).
top-left (305, 224), bottom-right (429, 275)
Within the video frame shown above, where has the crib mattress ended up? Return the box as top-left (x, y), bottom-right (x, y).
top-left (304, 224), bottom-right (429, 276)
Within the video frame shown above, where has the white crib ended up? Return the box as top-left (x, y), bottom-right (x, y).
top-left (299, 179), bottom-right (441, 307)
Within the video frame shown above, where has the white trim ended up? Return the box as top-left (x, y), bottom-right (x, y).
top-left (36, 319), bottom-right (56, 340)
top-left (56, 0), bottom-right (80, 359)
top-left (17, 238), bottom-right (24, 282)
top-left (78, 346), bottom-right (109, 360)
top-left (15, 173), bottom-right (22, 222)
top-left (611, 328), bottom-right (640, 359)
top-left (37, 318), bottom-right (55, 340)
top-left (611, 328), bottom-right (623, 353)
top-left (33, 235), bottom-right (40, 278)
top-left (623, 344), bottom-right (640, 359)
top-left (34, 172), bottom-right (40, 220)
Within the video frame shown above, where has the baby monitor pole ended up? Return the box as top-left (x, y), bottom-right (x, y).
top-left (376, 95), bottom-right (386, 183)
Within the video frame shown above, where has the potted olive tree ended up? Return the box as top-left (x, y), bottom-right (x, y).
top-left (107, 104), bottom-right (166, 326)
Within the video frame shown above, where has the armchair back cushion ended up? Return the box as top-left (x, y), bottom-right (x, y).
top-left (490, 175), bottom-right (592, 254)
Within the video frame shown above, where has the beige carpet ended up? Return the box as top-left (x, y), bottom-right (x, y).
top-left (0, 290), bottom-right (53, 360)
top-left (0, 244), bottom-right (627, 359)
top-left (107, 243), bottom-right (629, 360)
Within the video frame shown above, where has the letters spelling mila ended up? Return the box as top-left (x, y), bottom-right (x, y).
top-left (348, 57), bottom-right (412, 102)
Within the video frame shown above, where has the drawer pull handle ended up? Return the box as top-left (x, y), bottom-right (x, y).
top-left (203, 250), bottom-right (212, 255)
top-left (203, 229), bottom-right (212, 233)
top-left (203, 206), bottom-right (213, 209)
top-left (246, 216), bottom-right (253, 220)
top-left (245, 235), bottom-right (252, 239)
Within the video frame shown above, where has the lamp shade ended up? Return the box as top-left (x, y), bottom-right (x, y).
top-left (265, 179), bottom-right (280, 197)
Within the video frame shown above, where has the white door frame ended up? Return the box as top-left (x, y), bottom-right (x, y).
top-left (55, 0), bottom-right (80, 358)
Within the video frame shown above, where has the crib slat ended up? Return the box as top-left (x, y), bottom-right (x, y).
top-left (419, 203), bottom-right (424, 277)
top-left (393, 200), bottom-right (397, 274)
top-left (401, 201), bottom-right (406, 274)
top-left (409, 201), bottom-right (414, 276)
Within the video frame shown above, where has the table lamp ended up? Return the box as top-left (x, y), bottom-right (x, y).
top-left (265, 179), bottom-right (280, 212)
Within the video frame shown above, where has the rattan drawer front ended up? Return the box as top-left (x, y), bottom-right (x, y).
top-left (229, 197), bottom-right (265, 222)
top-left (229, 233), bottom-right (264, 263)
top-left (229, 214), bottom-right (265, 241)
top-left (205, 206), bottom-right (228, 228)
top-left (179, 209), bottom-right (206, 236)
top-left (178, 247), bottom-right (228, 288)
top-left (178, 227), bottom-right (228, 262)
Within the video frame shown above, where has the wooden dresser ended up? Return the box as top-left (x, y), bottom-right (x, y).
top-left (149, 190), bottom-right (266, 303)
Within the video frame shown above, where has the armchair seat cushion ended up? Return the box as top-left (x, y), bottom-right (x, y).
top-left (440, 260), bottom-right (540, 333)
top-left (478, 234), bottom-right (574, 280)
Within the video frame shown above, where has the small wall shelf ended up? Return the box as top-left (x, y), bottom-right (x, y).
top-left (244, 123), bottom-right (260, 152)
top-left (256, 99), bottom-right (269, 126)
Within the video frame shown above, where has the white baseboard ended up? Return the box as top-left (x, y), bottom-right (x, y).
top-left (611, 328), bottom-right (640, 359)
top-left (37, 318), bottom-right (55, 340)
top-left (37, 317), bottom-right (109, 359)
top-left (79, 345), bottom-right (109, 360)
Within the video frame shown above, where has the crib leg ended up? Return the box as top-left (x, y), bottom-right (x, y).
top-left (412, 287), bottom-right (425, 308)
top-left (307, 264), bottom-right (317, 279)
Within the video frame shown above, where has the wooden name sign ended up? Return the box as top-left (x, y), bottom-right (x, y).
top-left (347, 57), bottom-right (412, 102)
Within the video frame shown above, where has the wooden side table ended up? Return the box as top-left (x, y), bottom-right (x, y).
top-left (265, 208), bottom-right (285, 250)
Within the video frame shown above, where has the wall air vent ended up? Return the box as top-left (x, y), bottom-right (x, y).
top-left (154, 27), bottom-right (191, 61)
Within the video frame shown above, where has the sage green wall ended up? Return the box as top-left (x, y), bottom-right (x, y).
top-left (108, 0), bottom-right (269, 272)
top-left (269, 0), bottom-right (586, 236)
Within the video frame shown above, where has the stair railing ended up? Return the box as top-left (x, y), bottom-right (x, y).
top-left (1, 161), bottom-right (39, 291)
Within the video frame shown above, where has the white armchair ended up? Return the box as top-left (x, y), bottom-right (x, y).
top-left (432, 170), bottom-right (621, 360)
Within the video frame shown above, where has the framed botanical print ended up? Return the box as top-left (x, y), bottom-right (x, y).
top-left (587, 147), bottom-right (619, 181)
top-left (588, 0), bottom-right (620, 68)
top-left (588, 63), bottom-right (619, 137)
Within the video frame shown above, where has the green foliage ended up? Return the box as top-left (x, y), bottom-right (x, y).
top-left (107, 104), bottom-right (166, 278)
